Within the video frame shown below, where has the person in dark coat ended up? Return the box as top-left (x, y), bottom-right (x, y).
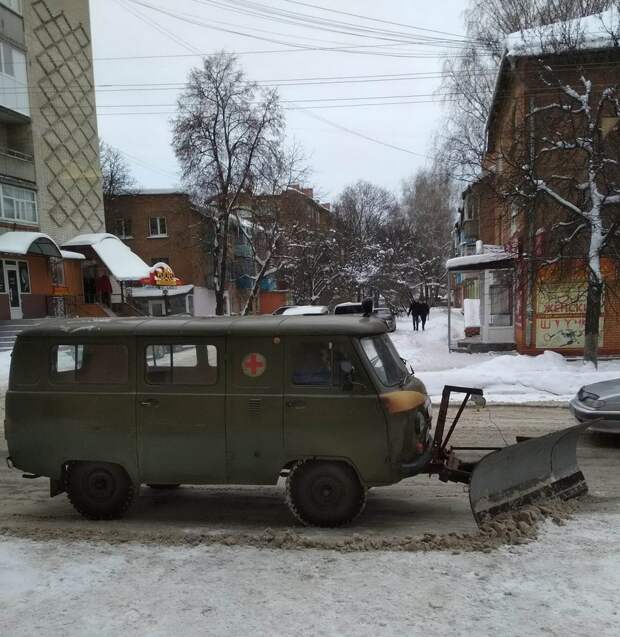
top-left (418, 301), bottom-right (430, 331)
top-left (408, 300), bottom-right (421, 331)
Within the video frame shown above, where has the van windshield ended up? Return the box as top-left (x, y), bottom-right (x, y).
top-left (360, 335), bottom-right (407, 387)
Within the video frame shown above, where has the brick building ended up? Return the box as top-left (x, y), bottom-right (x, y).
top-left (106, 187), bottom-right (332, 316)
top-left (449, 9), bottom-right (620, 356)
top-left (105, 190), bottom-right (213, 315)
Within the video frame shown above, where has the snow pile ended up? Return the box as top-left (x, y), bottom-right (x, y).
top-left (0, 510), bottom-right (619, 636)
top-left (0, 350), bottom-right (11, 391)
top-left (391, 308), bottom-right (620, 403)
top-left (506, 8), bottom-right (620, 57)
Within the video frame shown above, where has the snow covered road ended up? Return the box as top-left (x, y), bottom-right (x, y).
top-left (391, 309), bottom-right (620, 403)
top-left (1, 511), bottom-right (618, 637)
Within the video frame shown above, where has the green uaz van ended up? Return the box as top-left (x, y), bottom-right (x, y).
top-left (5, 316), bottom-right (433, 527)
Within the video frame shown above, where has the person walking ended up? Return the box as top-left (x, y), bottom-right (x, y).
top-left (408, 300), bottom-right (420, 331)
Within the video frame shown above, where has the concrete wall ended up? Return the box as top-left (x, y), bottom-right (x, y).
top-left (23, 0), bottom-right (105, 245)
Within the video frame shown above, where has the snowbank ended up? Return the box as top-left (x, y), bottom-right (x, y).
top-left (391, 308), bottom-right (620, 403)
top-left (0, 512), bottom-right (618, 636)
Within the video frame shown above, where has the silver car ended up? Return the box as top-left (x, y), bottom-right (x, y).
top-left (373, 307), bottom-right (396, 332)
top-left (569, 379), bottom-right (620, 433)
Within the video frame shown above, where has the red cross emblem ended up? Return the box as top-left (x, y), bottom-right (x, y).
top-left (242, 352), bottom-right (267, 378)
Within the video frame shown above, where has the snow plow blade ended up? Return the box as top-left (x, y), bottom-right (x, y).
top-left (469, 422), bottom-right (590, 525)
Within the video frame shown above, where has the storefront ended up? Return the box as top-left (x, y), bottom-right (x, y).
top-left (447, 249), bottom-right (516, 353)
top-left (0, 232), bottom-right (84, 320)
top-left (126, 262), bottom-right (194, 316)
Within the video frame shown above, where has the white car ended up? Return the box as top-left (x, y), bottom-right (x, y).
top-left (333, 302), bottom-right (364, 315)
top-left (280, 305), bottom-right (329, 316)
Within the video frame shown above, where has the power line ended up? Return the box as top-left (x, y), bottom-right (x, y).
top-left (296, 108), bottom-right (433, 159)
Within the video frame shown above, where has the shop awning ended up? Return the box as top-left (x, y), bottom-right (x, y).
top-left (60, 250), bottom-right (85, 260)
top-left (63, 233), bottom-right (150, 281)
top-left (0, 231), bottom-right (63, 258)
top-left (446, 251), bottom-right (514, 272)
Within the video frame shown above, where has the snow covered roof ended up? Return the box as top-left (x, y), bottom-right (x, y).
top-left (447, 251), bottom-right (514, 271)
top-left (60, 250), bottom-right (85, 261)
top-left (506, 8), bottom-right (620, 58)
top-left (62, 233), bottom-right (150, 281)
top-left (0, 232), bottom-right (62, 258)
top-left (127, 284), bottom-right (194, 298)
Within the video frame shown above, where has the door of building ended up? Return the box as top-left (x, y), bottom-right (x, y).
top-left (5, 262), bottom-right (23, 320)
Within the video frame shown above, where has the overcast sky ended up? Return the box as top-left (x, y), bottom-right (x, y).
top-left (91, 0), bottom-right (468, 202)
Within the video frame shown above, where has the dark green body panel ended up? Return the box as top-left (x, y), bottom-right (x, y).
top-left (6, 338), bottom-right (138, 481)
top-left (4, 317), bottom-right (431, 490)
top-left (136, 336), bottom-right (227, 484)
top-left (282, 336), bottom-right (391, 484)
top-left (226, 337), bottom-right (284, 484)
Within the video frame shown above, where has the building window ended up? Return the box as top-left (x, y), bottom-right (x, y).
top-left (116, 218), bottom-right (132, 239)
top-left (488, 270), bottom-right (513, 327)
top-left (0, 184), bottom-right (38, 224)
top-left (0, 1), bottom-right (22, 15)
top-left (149, 217), bottom-right (167, 237)
top-left (18, 261), bottom-right (29, 293)
top-left (50, 258), bottom-right (65, 286)
top-left (0, 42), bottom-right (15, 77)
top-left (0, 261), bottom-right (4, 293)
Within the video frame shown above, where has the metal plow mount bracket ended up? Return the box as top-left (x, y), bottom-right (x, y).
top-left (469, 421), bottom-right (591, 525)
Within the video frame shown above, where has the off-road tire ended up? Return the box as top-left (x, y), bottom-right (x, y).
top-left (147, 484), bottom-right (181, 490)
top-left (285, 460), bottom-right (366, 527)
top-left (65, 462), bottom-right (135, 520)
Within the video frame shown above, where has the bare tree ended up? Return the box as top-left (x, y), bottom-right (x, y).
top-left (173, 52), bottom-right (284, 315)
top-left (334, 181), bottom-right (399, 301)
top-left (100, 141), bottom-right (136, 200)
top-left (401, 169), bottom-right (456, 304)
top-left (236, 144), bottom-right (308, 315)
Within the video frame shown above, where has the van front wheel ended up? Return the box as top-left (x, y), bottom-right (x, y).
top-left (65, 462), bottom-right (135, 520)
top-left (286, 460), bottom-right (366, 527)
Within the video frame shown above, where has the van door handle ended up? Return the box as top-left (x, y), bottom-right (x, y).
top-left (140, 399), bottom-right (159, 408)
top-left (286, 400), bottom-right (306, 409)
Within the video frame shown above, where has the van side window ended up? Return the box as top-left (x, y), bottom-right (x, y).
top-left (52, 344), bottom-right (128, 384)
top-left (145, 344), bottom-right (218, 385)
top-left (291, 341), bottom-right (349, 386)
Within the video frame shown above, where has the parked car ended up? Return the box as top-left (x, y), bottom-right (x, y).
top-left (569, 379), bottom-right (620, 433)
top-left (333, 302), bottom-right (364, 315)
top-left (333, 303), bottom-right (396, 332)
top-left (373, 307), bottom-right (396, 332)
top-left (281, 306), bottom-right (329, 316)
top-left (272, 305), bottom-right (295, 315)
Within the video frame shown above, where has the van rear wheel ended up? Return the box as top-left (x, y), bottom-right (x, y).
top-left (286, 460), bottom-right (366, 527)
top-left (65, 462), bottom-right (135, 520)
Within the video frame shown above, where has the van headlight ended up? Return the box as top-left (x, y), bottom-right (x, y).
top-left (424, 396), bottom-right (433, 420)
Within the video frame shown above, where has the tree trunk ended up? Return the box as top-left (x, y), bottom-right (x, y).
top-left (583, 272), bottom-right (603, 368)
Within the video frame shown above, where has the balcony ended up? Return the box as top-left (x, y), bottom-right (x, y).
top-left (0, 147), bottom-right (35, 183)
